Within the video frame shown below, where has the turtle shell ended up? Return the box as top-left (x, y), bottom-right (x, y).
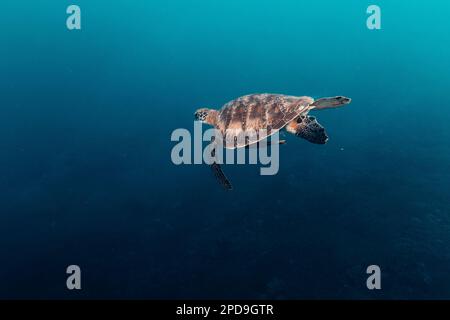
top-left (215, 94), bottom-right (313, 149)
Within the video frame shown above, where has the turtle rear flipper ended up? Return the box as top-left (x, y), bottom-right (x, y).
top-left (312, 96), bottom-right (351, 110)
top-left (210, 162), bottom-right (233, 190)
top-left (286, 115), bottom-right (328, 145)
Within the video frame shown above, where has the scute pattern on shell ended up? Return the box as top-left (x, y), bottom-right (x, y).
top-left (216, 94), bottom-right (313, 149)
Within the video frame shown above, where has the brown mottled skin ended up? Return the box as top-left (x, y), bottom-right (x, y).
top-left (201, 94), bottom-right (314, 149)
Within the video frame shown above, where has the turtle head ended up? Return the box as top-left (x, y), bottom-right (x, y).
top-left (194, 108), bottom-right (218, 126)
top-left (194, 108), bottom-right (209, 122)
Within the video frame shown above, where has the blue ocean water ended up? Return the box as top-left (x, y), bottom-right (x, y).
top-left (1, 0), bottom-right (450, 299)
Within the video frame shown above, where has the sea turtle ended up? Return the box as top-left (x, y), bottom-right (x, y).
top-left (194, 94), bottom-right (351, 190)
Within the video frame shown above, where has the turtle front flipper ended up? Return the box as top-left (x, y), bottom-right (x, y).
top-left (210, 162), bottom-right (233, 190)
top-left (286, 115), bottom-right (328, 145)
top-left (209, 145), bottom-right (233, 190)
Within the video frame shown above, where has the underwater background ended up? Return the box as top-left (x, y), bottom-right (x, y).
top-left (1, 0), bottom-right (450, 299)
